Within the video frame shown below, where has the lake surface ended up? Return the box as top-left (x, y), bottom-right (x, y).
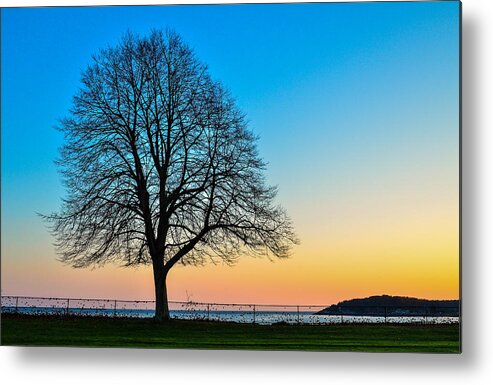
top-left (1, 306), bottom-right (459, 325)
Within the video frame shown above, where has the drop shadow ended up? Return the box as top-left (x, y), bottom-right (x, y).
top-left (458, 7), bottom-right (480, 368)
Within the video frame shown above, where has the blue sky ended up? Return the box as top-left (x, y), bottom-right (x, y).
top-left (1, 2), bottom-right (460, 301)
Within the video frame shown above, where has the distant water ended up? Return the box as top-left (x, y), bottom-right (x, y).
top-left (2, 306), bottom-right (459, 325)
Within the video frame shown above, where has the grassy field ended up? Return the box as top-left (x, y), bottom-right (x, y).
top-left (1, 314), bottom-right (460, 352)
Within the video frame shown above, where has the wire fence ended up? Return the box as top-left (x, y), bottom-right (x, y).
top-left (0, 295), bottom-right (460, 325)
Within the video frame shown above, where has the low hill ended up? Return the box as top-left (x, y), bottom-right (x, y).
top-left (316, 295), bottom-right (460, 317)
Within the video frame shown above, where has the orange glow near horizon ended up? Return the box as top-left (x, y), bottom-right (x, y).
top-left (1, 149), bottom-right (459, 305)
top-left (1, 180), bottom-right (459, 305)
top-left (1, 161), bottom-right (459, 305)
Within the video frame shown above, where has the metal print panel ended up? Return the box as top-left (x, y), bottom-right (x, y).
top-left (1, 0), bottom-right (461, 352)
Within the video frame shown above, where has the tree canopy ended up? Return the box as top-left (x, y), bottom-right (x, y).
top-left (47, 30), bottom-right (298, 320)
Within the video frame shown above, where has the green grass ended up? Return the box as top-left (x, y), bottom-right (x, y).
top-left (1, 314), bottom-right (460, 352)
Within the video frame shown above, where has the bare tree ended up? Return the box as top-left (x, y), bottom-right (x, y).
top-left (47, 30), bottom-right (298, 321)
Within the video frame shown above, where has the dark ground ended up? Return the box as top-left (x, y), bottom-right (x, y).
top-left (1, 314), bottom-right (460, 353)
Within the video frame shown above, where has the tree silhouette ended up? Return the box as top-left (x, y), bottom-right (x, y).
top-left (47, 30), bottom-right (298, 321)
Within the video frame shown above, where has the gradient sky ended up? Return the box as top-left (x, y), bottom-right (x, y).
top-left (1, 1), bottom-right (460, 305)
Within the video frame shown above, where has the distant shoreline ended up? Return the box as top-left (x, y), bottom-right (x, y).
top-left (316, 295), bottom-right (460, 317)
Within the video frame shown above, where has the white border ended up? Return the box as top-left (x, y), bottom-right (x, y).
top-left (2, 0), bottom-right (493, 384)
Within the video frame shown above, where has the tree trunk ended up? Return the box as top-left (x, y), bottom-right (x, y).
top-left (153, 263), bottom-right (170, 321)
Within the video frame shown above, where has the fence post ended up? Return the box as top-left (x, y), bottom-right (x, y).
top-left (253, 305), bottom-right (256, 324)
top-left (114, 300), bottom-right (117, 317)
top-left (384, 306), bottom-right (387, 324)
top-left (297, 306), bottom-right (300, 324)
top-left (66, 299), bottom-right (70, 316)
top-left (15, 297), bottom-right (19, 314)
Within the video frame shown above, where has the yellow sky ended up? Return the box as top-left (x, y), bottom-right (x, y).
top-left (1, 175), bottom-right (459, 305)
